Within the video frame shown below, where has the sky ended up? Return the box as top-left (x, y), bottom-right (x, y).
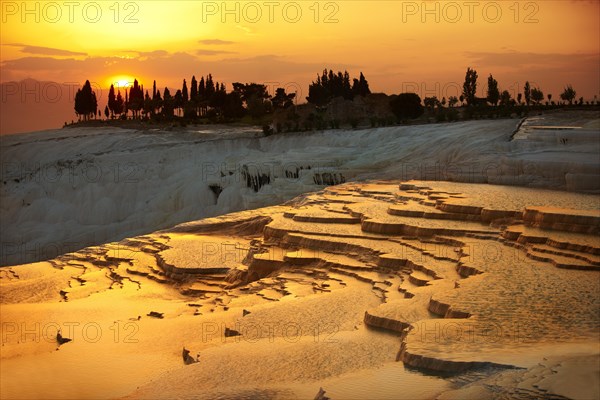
top-left (1, 0), bottom-right (599, 108)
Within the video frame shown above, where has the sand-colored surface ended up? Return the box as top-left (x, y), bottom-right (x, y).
top-left (1, 180), bottom-right (599, 399)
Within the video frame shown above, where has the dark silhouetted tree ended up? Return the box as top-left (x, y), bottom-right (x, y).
top-left (108, 84), bottom-right (117, 118)
top-left (307, 69), bottom-right (368, 105)
top-left (423, 96), bottom-right (440, 110)
top-left (462, 67), bottom-right (478, 106)
top-left (232, 83), bottom-right (270, 103)
top-left (531, 87), bottom-right (544, 105)
top-left (174, 89), bottom-right (183, 116)
top-left (114, 90), bottom-right (124, 116)
top-left (190, 76), bottom-right (198, 117)
top-left (307, 74), bottom-right (330, 106)
top-left (560, 85), bottom-right (576, 105)
top-left (128, 79), bottom-right (144, 118)
top-left (487, 75), bottom-right (499, 106)
top-left (162, 87), bottom-right (173, 117)
top-left (104, 105), bottom-right (109, 119)
top-left (199, 76), bottom-right (205, 98)
top-left (232, 82), bottom-right (271, 119)
top-left (389, 93), bottom-right (424, 120)
top-left (499, 90), bottom-right (512, 106)
top-left (74, 80), bottom-right (97, 120)
top-left (124, 89), bottom-right (129, 117)
top-left (352, 72), bottom-right (370, 97)
top-left (223, 91), bottom-right (245, 119)
top-left (182, 79), bottom-right (189, 104)
top-left (190, 76), bottom-right (198, 100)
top-left (205, 74), bottom-right (215, 99)
top-left (208, 82), bottom-right (227, 112)
top-left (342, 71), bottom-right (352, 99)
top-left (153, 89), bottom-right (162, 115)
top-left (143, 90), bottom-right (153, 118)
top-left (271, 88), bottom-right (296, 109)
top-left (524, 81), bottom-right (531, 106)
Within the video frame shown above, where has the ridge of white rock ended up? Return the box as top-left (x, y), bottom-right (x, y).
top-left (1, 113), bottom-right (598, 266)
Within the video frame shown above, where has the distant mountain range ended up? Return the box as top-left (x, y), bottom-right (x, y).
top-left (1, 79), bottom-right (84, 135)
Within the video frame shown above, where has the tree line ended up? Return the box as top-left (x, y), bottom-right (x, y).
top-left (73, 67), bottom-right (595, 127)
top-left (422, 67), bottom-right (582, 110)
top-left (74, 70), bottom-right (370, 122)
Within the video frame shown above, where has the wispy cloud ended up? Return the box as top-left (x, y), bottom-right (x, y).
top-left (123, 50), bottom-right (169, 58)
top-left (235, 25), bottom-right (255, 35)
top-left (6, 43), bottom-right (87, 57)
top-left (0, 53), bottom-right (329, 89)
top-left (196, 49), bottom-right (237, 56)
top-left (198, 39), bottom-right (235, 45)
top-left (463, 50), bottom-right (598, 68)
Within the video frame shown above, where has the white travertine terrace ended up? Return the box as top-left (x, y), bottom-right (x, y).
top-left (1, 179), bottom-right (598, 399)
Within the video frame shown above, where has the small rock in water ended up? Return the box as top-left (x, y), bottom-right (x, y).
top-left (182, 347), bottom-right (198, 365)
top-left (56, 330), bottom-right (72, 345)
top-left (314, 387), bottom-right (330, 400)
top-left (224, 327), bottom-right (241, 337)
top-left (147, 311), bottom-right (164, 319)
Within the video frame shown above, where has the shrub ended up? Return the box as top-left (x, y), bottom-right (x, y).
top-left (263, 124), bottom-right (274, 136)
top-left (390, 93), bottom-right (424, 120)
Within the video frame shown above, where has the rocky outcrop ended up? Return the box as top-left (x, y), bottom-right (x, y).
top-left (456, 263), bottom-right (482, 277)
top-left (277, 231), bottom-right (380, 258)
top-left (361, 219), bottom-right (495, 237)
top-left (156, 253), bottom-right (229, 279)
top-left (523, 207), bottom-right (600, 234)
top-left (437, 203), bottom-right (482, 215)
top-left (481, 209), bottom-right (521, 222)
top-left (292, 214), bottom-right (361, 224)
top-left (363, 311), bottom-right (410, 333)
top-left (377, 254), bottom-right (408, 270)
top-left (247, 254), bottom-right (286, 280)
top-left (504, 226), bottom-right (600, 255)
top-left (398, 345), bottom-right (515, 373)
top-left (428, 298), bottom-right (471, 318)
top-left (168, 215), bottom-right (272, 236)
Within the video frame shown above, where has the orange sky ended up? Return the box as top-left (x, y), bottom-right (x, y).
top-left (1, 0), bottom-right (599, 102)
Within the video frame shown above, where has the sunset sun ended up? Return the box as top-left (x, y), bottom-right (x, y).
top-left (108, 75), bottom-right (137, 89)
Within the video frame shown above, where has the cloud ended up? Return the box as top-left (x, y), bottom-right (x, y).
top-left (1, 56), bottom-right (85, 71)
top-left (123, 50), bottom-right (169, 58)
top-left (463, 50), bottom-right (598, 69)
top-left (198, 39), bottom-right (235, 45)
top-left (6, 43), bottom-right (87, 57)
top-left (0, 53), bottom-right (355, 99)
top-left (196, 49), bottom-right (237, 56)
top-left (236, 25), bottom-right (255, 35)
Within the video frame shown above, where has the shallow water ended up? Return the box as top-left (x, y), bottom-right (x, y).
top-left (1, 180), bottom-right (599, 399)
